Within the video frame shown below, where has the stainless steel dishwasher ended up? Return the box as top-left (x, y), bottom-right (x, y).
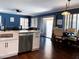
top-left (19, 33), bottom-right (33, 53)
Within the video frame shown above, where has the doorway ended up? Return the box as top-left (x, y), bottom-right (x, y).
top-left (40, 16), bottom-right (54, 48)
top-left (42, 16), bottom-right (54, 39)
top-left (46, 17), bottom-right (54, 38)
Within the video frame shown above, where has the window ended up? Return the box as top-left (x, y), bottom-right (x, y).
top-left (64, 13), bottom-right (79, 31)
top-left (69, 14), bottom-right (72, 28)
top-left (0, 16), bottom-right (2, 26)
top-left (31, 18), bottom-right (38, 27)
top-left (77, 14), bottom-right (79, 30)
top-left (64, 14), bottom-right (72, 29)
top-left (72, 14), bottom-right (77, 29)
top-left (20, 18), bottom-right (28, 29)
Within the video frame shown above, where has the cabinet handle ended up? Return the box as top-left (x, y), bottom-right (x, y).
top-left (5, 43), bottom-right (6, 48)
top-left (5, 43), bottom-right (8, 48)
top-left (6, 43), bottom-right (8, 48)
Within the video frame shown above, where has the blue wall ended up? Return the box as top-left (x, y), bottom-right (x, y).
top-left (0, 12), bottom-right (31, 30)
top-left (33, 8), bottom-right (79, 28)
top-left (1, 8), bottom-right (76, 29)
top-left (32, 12), bottom-right (64, 28)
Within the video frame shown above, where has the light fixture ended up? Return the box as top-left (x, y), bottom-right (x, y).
top-left (62, 0), bottom-right (71, 15)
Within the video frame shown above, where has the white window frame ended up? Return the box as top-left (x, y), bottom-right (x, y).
top-left (0, 16), bottom-right (2, 26)
top-left (31, 18), bottom-right (38, 27)
top-left (20, 18), bottom-right (28, 29)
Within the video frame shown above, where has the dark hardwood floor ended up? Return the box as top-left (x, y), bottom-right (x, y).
top-left (4, 37), bottom-right (79, 59)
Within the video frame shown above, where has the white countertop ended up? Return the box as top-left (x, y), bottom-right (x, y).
top-left (0, 30), bottom-right (39, 32)
top-left (0, 30), bottom-right (40, 34)
top-left (0, 31), bottom-right (19, 34)
top-left (19, 30), bottom-right (40, 33)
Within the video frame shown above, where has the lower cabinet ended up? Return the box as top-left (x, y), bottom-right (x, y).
top-left (19, 33), bottom-right (33, 53)
top-left (0, 31), bottom-right (40, 58)
top-left (0, 40), bottom-right (18, 58)
top-left (32, 32), bottom-right (40, 51)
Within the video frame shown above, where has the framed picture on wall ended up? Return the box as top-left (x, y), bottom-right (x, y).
top-left (10, 17), bottom-right (14, 22)
top-left (57, 19), bottom-right (62, 25)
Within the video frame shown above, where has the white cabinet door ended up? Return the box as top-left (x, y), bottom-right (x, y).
top-left (32, 32), bottom-right (40, 51)
top-left (0, 40), bottom-right (18, 58)
top-left (0, 42), bottom-right (6, 57)
top-left (6, 40), bottom-right (18, 56)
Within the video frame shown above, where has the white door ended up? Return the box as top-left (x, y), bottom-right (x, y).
top-left (46, 18), bottom-right (54, 38)
top-left (43, 17), bottom-right (54, 38)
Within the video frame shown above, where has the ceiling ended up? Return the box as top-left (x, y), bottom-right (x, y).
top-left (0, 0), bottom-right (79, 15)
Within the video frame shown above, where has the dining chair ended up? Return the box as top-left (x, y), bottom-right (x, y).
top-left (53, 27), bottom-right (64, 47)
top-left (66, 28), bottom-right (76, 33)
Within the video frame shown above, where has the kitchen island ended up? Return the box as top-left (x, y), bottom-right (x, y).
top-left (0, 31), bottom-right (19, 58)
top-left (0, 30), bottom-right (40, 58)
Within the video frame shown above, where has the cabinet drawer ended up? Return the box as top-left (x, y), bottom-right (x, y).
top-left (0, 33), bottom-right (19, 41)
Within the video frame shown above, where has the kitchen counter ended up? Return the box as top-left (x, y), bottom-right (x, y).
top-left (0, 31), bottom-right (19, 33)
top-left (0, 30), bottom-right (39, 32)
top-left (0, 31), bottom-right (19, 58)
top-left (0, 30), bottom-right (40, 35)
top-left (0, 30), bottom-right (40, 58)
top-left (19, 30), bottom-right (40, 33)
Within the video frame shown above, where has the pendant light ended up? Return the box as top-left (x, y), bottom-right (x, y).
top-left (62, 0), bottom-right (71, 15)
